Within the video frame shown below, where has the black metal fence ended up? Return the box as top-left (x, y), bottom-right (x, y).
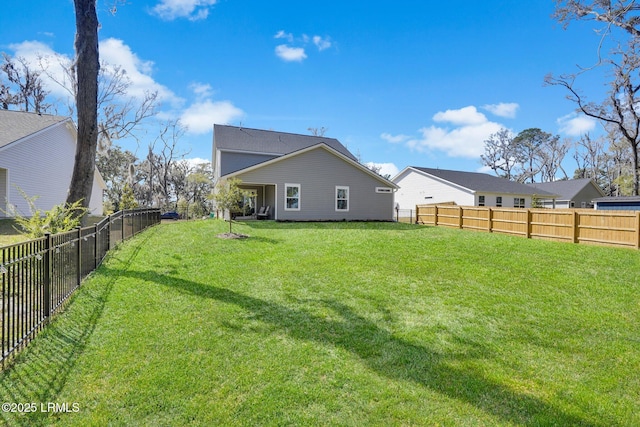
top-left (0, 208), bottom-right (160, 365)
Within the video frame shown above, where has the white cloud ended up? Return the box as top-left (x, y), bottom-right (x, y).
top-left (180, 100), bottom-right (244, 134)
top-left (274, 31), bottom-right (333, 62)
top-left (433, 105), bottom-right (488, 126)
top-left (380, 132), bottom-right (411, 144)
top-left (152, 0), bottom-right (217, 21)
top-left (100, 38), bottom-right (180, 106)
top-left (9, 39), bottom-right (179, 107)
top-left (364, 162), bottom-right (399, 178)
top-left (274, 30), bottom-right (294, 42)
top-left (392, 105), bottom-right (505, 158)
top-left (275, 45), bottom-right (307, 62)
top-left (184, 157), bottom-right (211, 167)
top-left (8, 41), bottom-right (72, 100)
top-left (313, 36), bottom-right (332, 51)
top-left (189, 82), bottom-right (214, 100)
top-left (557, 113), bottom-right (597, 136)
top-left (482, 102), bottom-right (519, 118)
top-left (9, 38), bottom-right (244, 139)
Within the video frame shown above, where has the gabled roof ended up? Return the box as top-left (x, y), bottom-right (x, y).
top-left (224, 142), bottom-right (398, 188)
top-left (400, 166), bottom-right (556, 197)
top-left (526, 178), bottom-right (605, 200)
top-left (214, 124), bottom-right (357, 161)
top-left (0, 110), bottom-right (70, 149)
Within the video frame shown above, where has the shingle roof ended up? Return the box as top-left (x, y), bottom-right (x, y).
top-left (411, 167), bottom-right (556, 196)
top-left (0, 110), bottom-right (70, 148)
top-left (213, 124), bottom-right (357, 161)
top-left (526, 178), bottom-right (602, 200)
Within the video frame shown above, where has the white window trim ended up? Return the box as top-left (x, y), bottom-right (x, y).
top-left (284, 183), bottom-right (301, 211)
top-left (336, 185), bottom-right (349, 212)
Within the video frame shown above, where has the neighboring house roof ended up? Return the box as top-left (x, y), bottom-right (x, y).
top-left (526, 178), bottom-right (605, 200)
top-left (214, 124), bottom-right (358, 161)
top-left (224, 143), bottom-right (399, 188)
top-left (0, 109), bottom-right (70, 149)
top-left (402, 166), bottom-right (556, 197)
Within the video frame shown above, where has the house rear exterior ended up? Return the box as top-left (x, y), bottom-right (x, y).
top-left (0, 110), bottom-right (105, 217)
top-left (213, 125), bottom-right (397, 221)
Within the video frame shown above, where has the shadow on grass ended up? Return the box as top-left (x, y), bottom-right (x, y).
top-left (241, 220), bottom-right (423, 231)
top-left (115, 268), bottom-right (601, 427)
top-left (0, 229), bottom-right (155, 427)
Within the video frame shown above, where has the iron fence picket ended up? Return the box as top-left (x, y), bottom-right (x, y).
top-left (0, 208), bottom-right (160, 365)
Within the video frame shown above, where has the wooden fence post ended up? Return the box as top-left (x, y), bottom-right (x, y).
top-left (458, 206), bottom-right (463, 229)
top-left (488, 208), bottom-right (493, 232)
top-left (636, 212), bottom-right (640, 249)
top-left (434, 205), bottom-right (439, 226)
top-left (572, 210), bottom-right (579, 244)
top-left (526, 209), bottom-right (532, 239)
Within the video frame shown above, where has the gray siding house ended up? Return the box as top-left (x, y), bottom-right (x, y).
top-left (213, 125), bottom-right (397, 221)
top-left (527, 178), bottom-right (605, 209)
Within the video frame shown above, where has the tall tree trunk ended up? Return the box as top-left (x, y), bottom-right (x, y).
top-left (67, 0), bottom-right (99, 209)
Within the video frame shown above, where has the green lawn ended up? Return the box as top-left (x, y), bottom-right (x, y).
top-left (0, 219), bottom-right (25, 246)
top-left (1, 220), bottom-right (639, 426)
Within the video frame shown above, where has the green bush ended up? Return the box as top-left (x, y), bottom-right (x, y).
top-left (9, 190), bottom-right (89, 238)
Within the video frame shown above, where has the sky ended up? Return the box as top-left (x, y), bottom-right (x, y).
top-left (1, 0), bottom-right (610, 178)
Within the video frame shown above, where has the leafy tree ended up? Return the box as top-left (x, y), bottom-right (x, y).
top-left (547, 0), bottom-right (640, 195)
top-left (212, 178), bottom-right (247, 234)
top-left (120, 182), bottom-right (139, 209)
top-left (96, 145), bottom-right (138, 210)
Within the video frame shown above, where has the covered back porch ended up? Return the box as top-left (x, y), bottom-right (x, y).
top-left (233, 184), bottom-right (276, 220)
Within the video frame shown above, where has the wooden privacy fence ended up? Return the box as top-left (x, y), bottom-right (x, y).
top-left (416, 204), bottom-right (640, 250)
top-left (1, 208), bottom-right (160, 365)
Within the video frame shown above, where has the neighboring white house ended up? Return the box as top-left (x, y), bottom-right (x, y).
top-left (392, 166), bottom-right (557, 210)
top-left (0, 110), bottom-right (106, 218)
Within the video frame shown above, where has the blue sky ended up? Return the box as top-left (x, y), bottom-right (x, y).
top-left (2, 0), bottom-right (606, 177)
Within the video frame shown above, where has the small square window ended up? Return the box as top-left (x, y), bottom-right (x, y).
top-left (514, 198), bottom-right (525, 208)
top-left (496, 196), bottom-right (502, 207)
top-left (478, 195), bottom-right (485, 207)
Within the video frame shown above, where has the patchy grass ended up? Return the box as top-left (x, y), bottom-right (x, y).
top-left (0, 219), bottom-right (25, 246)
top-left (0, 220), bottom-right (638, 426)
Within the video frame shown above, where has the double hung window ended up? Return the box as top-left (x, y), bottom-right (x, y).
top-left (285, 184), bottom-right (300, 211)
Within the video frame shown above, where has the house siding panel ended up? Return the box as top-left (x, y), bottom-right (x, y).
top-left (394, 169), bottom-right (474, 209)
top-left (220, 151), bottom-right (278, 176)
top-left (0, 168), bottom-right (6, 218)
top-left (236, 148), bottom-right (394, 221)
top-left (0, 121), bottom-right (104, 216)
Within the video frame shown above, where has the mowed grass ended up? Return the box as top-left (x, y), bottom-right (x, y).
top-left (0, 220), bottom-right (639, 426)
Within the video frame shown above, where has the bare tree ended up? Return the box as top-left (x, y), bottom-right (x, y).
top-left (481, 128), bottom-right (519, 180)
top-left (39, 55), bottom-right (158, 152)
top-left (539, 136), bottom-right (570, 182)
top-left (308, 126), bottom-right (328, 136)
top-left (548, 0), bottom-right (640, 195)
top-left (67, 0), bottom-right (100, 210)
top-left (0, 53), bottom-right (51, 113)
